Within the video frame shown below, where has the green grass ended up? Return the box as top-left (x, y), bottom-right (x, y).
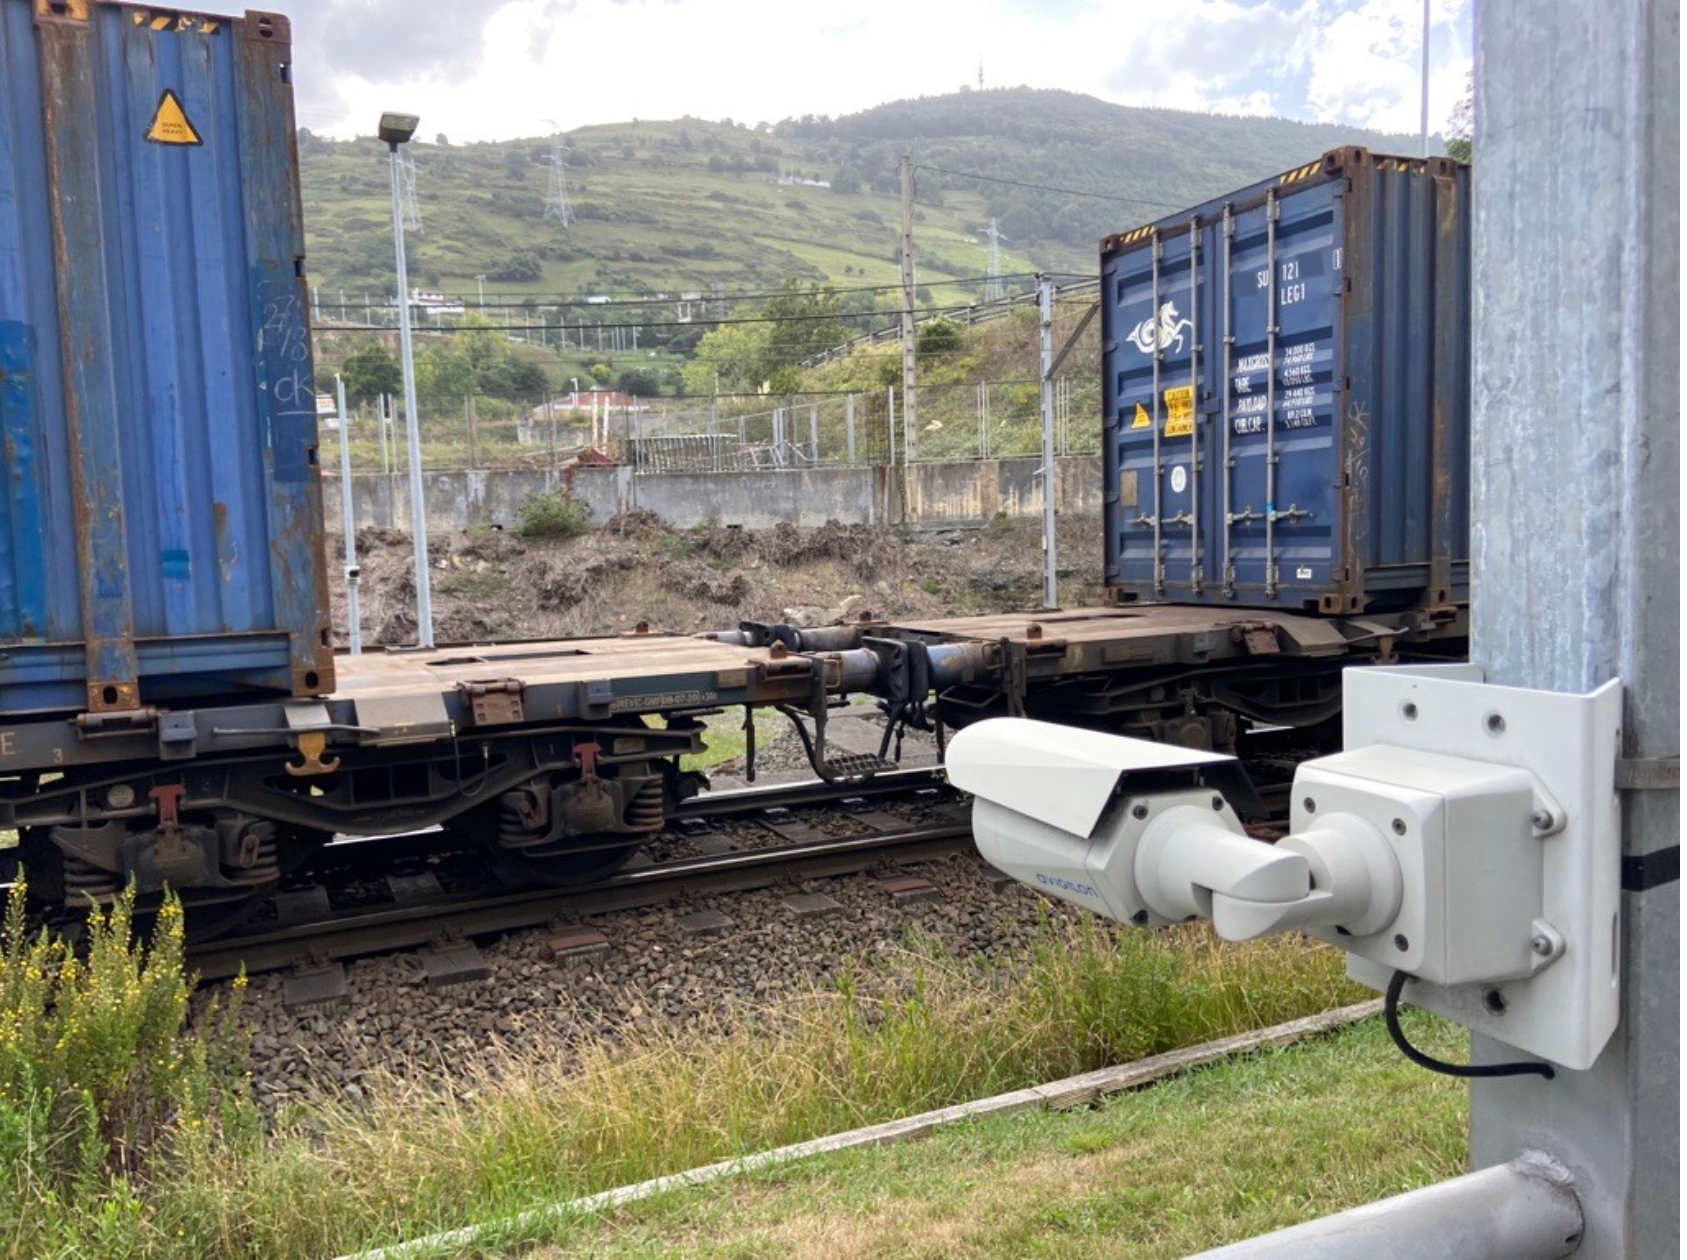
top-left (516, 1013), bottom-right (1467, 1259)
top-left (12, 917), bottom-right (1370, 1258)
top-left (299, 97), bottom-right (1419, 308)
top-left (679, 708), bottom-right (787, 774)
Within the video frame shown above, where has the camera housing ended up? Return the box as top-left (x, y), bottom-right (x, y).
top-left (947, 666), bottom-right (1624, 1070)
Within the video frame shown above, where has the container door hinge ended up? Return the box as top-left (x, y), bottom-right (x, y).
top-left (459, 679), bottom-right (527, 727)
top-left (75, 708), bottom-right (159, 739)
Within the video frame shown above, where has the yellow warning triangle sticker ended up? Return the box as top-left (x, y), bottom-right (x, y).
top-left (146, 90), bottom-right (203, 146)
top-left (1131, 402), bottom-right (1151, 428)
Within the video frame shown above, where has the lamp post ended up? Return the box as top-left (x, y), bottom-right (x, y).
top-left (380, 111), bottom-right (433, 648)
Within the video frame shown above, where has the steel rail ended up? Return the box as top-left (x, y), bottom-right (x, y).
top-left (188, 817), bottom-right (971, 981)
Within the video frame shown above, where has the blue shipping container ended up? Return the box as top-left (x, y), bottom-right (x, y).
top-left (1101, 148), bottom-right (1470, 614)
top-left (0, 1), bottom-right (333, 713)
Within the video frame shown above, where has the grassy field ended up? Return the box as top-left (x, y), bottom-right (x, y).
top-left (298, 93), bottom-right (1420, 307)
top-left (517, 1013), bottom-right (1467, 1259)
top-left (6, 914), bottom-right (1386, 1258)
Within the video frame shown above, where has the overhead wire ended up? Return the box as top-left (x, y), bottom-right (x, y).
top-left (425, 273), bottom-right (1054, 311)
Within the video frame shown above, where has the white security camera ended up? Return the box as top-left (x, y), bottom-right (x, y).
top-left (947, 658), bottom-right (1625, 1073)
top-left (946, 718), bottom-right (1402, 943)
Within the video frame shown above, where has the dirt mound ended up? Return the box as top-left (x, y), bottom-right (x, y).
top-left (326, 515), bottom-right (1105, 650)
top-left (515, 552), bottom-right (639, 612)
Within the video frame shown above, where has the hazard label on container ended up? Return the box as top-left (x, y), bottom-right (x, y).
top-left (1131, 403), bottom-right (1151, 429)
top-left (146, 91), bottom-right (202, 146)
top-left (1163, 386), bottom-right (1194, 437)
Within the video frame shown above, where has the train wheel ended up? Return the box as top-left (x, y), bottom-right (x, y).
top-left (11, 822), bottom-right (332, 943)
top-left (490, 837), bottom-right (643, 888)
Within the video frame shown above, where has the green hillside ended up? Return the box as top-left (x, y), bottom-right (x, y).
top-left (298, 88), bottom-right (1425, 308)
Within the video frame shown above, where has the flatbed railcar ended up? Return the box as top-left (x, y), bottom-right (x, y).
top-left (0, 0), bottom-right (1470, 928)
top-left (1, 599), bottom-right (1462, 922)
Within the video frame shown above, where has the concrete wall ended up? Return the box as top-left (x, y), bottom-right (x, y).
top-left (323, 455), bottom-right (1103, 534)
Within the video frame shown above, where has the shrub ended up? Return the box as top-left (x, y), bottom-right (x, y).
top-left (0, 878), bottom-right (252, 1249)
top-left (516, 490), bottom-right (591, 539)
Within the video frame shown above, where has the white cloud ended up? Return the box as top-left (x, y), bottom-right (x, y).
top-left (274, 0), bottom-right (1470, 143)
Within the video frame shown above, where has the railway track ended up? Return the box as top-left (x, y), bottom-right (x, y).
top-left (188, 771), bottom-right (971, 982)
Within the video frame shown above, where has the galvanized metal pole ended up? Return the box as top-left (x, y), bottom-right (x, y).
top-left (334, 375), bottom-right (361, 655)
top-left (1420, 0), bottom-right (1432, 157)
top-left (1189, 1155), bottom-right (1583, 1260)
top-left (388, 141), bottom-right (433, 648)
top-left (1038, 276), bottom-right (1057, 608)
top-left (1466, 3), bottom-right (1679, 1257)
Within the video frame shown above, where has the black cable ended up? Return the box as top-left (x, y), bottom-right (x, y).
top-left (443, 273), bottom-right (1053, 311)
top-left (1384, 970), bottom-right (1555, 1080)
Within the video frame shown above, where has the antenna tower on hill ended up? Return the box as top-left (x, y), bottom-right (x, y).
top-left (543, 122), bottom-right (575, 227)
top-left (982, 218), bottom-right (1005, 301)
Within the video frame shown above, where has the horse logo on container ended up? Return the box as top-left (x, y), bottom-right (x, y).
top-left (1125, 301), bottom-right (1193, 355)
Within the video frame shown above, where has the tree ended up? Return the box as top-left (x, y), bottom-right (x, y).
top-left (490, 251), bottom-right (543, 283)
top-left (1446, 71), bottom-right (1473, 162)
top-left (482, 357), bottom-right (548, 401)
top-left (760, 282), bottom-right (845, 392)
top-left (341, 344), bottom-right (402, 403)
top-left (916, 317), bottom-right (964, 359)
top-left (415, 344), bottom-right (474, 401)
top-left (679, 281), bottom-right (849, 395)
top-left (680, 321), bottom-right (769, 395)
top-left (615, 366), bottom-right (661, 397)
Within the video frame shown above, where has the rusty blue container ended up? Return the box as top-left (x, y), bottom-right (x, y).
top-left (0, 1), bottom-right (332, 714)
top-left (1101, 148), bottom-right (1470, 614)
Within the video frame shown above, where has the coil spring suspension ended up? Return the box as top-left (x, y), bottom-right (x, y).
top-left (496, 788), bottom-right (545, 849)
top-left (626, 779), bottom-right (665, 832)
top-left (231, 830), bottom-right (280, 884)
top-left (63, 856), bottom-right (121, 905)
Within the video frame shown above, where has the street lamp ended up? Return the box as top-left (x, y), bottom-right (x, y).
top-left (380, 110), bottom-right (434, 648)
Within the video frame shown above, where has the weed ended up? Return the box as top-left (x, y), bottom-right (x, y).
top-left (516, 490), bottom-right (591, 539)
top-left (0, 878), bottom-right (252, 1258)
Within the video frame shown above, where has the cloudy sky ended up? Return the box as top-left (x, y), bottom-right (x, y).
top-left (275, 0), bottom-right (1472, 144)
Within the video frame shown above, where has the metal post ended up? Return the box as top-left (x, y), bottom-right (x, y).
top-left (1149, 235), bottom-right (1165, 596)
top-left (1262, 190), bottom-right (1280, 600)
top-left (1220, 205), bottom-right (1236, 598)
top-left (899, 154), bottom-right (918, 459)
top-left (1420, 0), bottom-right (1432, 157)
top-left (334, 375), bottom-right (361, 654)
top-left (809, 403), bottom-right (818, 465)
top-left (1465, 3), bottom-right (1679, 1257)
top-left (388, 141), bottom-right (433, 648)
top-left (887, 385), bottom-right (902, 524)
top-left (1038, 276), bottom-right (1057, 609)
top-left (1189, 1156), bottom-right (1583, 1260)
top-left (846, 393), bottom-right (856, 464)
top-left (1187, 217), bottom-right (1202, 594)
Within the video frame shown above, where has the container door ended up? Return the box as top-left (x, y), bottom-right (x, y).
top-left (1104, 225), bottom-right (1210, 599)
top-left (1217, 177), bottom-right (1345, 607)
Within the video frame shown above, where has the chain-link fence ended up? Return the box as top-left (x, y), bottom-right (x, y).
top-left (323, 280), bottom-right (1103, 476)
